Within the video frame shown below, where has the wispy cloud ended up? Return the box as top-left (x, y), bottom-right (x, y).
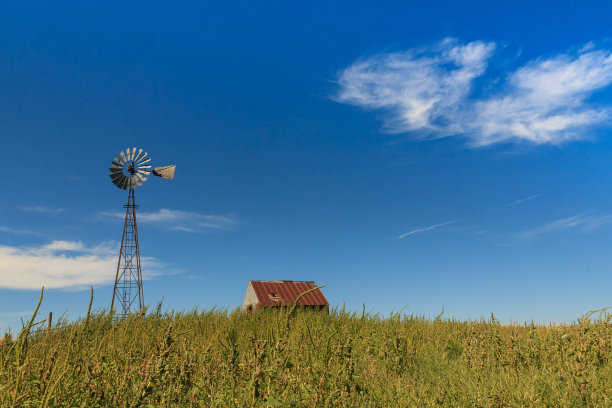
top-left (99, 208), bottom-right (236, 233)
top-left (522, 213), bottom-right (612, 237)
top-left (399, 218), bottom-right (464, 239)
top-left (20, 206), bottom-right (64, 214)
top-left (0, 225), bottom-right (43, 236)
top-left (335, 39), bottom-right (495, 137)
top-left (504, 194), bottom-right (543, 207)
top-left (335, 39), bottom-right (612, 146)
top-left (0, 240), bottom-right (162, 290)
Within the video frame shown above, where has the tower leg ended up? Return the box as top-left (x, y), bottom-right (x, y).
top-left (111, 188), bottom-right (144, 318)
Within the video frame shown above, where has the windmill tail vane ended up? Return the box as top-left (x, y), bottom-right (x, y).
top-left (109, 147), bottom-right (175, 318)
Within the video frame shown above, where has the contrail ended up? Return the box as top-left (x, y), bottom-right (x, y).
top-left (504, 194), bottom-right (542, 207)
top-left (398, 219), bottom-right (464, 239)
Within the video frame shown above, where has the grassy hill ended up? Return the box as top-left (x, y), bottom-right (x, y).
top-left (1, 290), bottom-right (611, 407)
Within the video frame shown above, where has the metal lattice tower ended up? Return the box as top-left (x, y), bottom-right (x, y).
top-left (111, 188), bottom-right (144, 319)
top-left (109, 147), bottom-right (175, 318)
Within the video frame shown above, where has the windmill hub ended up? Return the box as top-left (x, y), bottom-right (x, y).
top-left (109, 147), bottom-right (176, 319)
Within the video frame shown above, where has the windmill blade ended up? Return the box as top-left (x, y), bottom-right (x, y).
top-left (114, 155), bottom-right (125, 165)
top-left (111, 160), bottom-right (123, 169)
top-left (131, 175), bottom-right (142, 187)
top-left (130, 147), bottom-right (137, 161)
top-left (135, 173), bottom-right (148, 183)
top-left (110, 167), bottom-right (124, 176)
top-left (152, 165), bottom-right (176, 180)
top-left (113, 173), bottom-right (126, 185)
top-left (138, 170), bottom-right (151, 176)
top-left (139, 157), bottom-right (151, 165)
top-left (134, 148), bottom-right (144, 162)
top-left (110, 173), bottom-right (123, 184)
top-left (125, 147), bottom-right (132, 161)
top-left (110, 171), bottom-right (124, 181)
top-left (120, 150), bottom-right (128, 163)
top-left (135, 151), bottom-right (148, 164)
top-left (137, 164), bottom-right (152, 170)
top-left (120, 176), bottom-right (130, 190)
top-left (111, 174), bottom-right (127, 189)
top-left (111, 178), bottom-right (125, 189)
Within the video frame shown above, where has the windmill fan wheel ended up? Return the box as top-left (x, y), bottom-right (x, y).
top-left (109, 147), bottom-right (152, 190)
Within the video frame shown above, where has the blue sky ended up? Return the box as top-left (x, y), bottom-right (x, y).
top-left (2, 0), bottom-right (612, 331)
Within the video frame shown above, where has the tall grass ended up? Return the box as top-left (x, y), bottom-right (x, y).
top-left (1, 290), bottom-right (611, 407)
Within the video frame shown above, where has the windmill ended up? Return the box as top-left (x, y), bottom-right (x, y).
top-left (109, 147), bottom-right (175, 319)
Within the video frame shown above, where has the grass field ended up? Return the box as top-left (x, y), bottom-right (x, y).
top-left (1, 289), bottom-right (611, 407)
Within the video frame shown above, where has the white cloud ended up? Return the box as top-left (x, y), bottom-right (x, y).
top-left (399, 218), bottom-right (464, 239)
top-left (99, 208), bottom-right (236, 233)
top-left (0, 240), bottom-right (161, 290)
top-left (473, 48), bottom-right (612, 145)
top-left (522, 213), bottom-right (612, 237)
top-left (39, 240), bottom-right (86, 252)
top-left (335, 39), bottom-right (612, 146)
top-left (336, 39), bottom-right (495, 136)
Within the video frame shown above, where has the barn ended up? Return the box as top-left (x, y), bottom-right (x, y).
top-left (241, 280), bottom-right (329, 312)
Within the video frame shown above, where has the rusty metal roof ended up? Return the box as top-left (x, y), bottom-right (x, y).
top-left (249, 280), bottom-right (328, 307)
